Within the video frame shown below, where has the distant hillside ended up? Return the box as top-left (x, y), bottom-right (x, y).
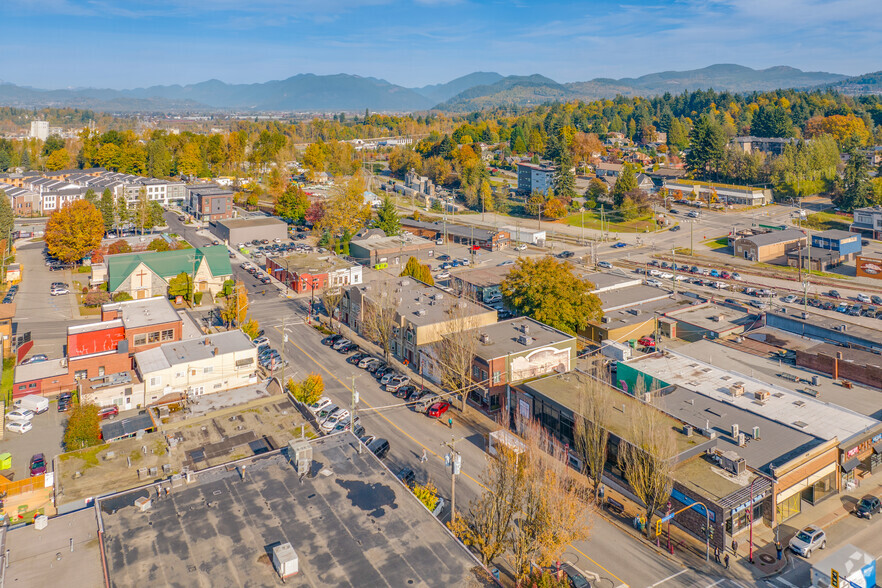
top-left (414, 72), bottom-right (504, 103)
top-left (615, 64), bottom-right (847, 93)
top-left (821, 71), bottom-right (882, 95)
top-left (435, 75), bottom-right (572, 111)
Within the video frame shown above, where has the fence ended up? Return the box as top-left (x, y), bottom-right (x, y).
top-left (0, 473), bottom-right (46, 498)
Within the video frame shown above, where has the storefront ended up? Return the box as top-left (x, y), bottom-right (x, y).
top-left (840, 427), bottom-right (882, 489)
top-left (775, 462), bottom-right (838, 522)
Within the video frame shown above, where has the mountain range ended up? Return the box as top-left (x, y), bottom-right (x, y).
top-left (0, 64), bottom-right (876, 114)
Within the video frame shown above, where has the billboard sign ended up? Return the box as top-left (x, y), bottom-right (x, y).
top-left (856, 256), bottom-right (882, 279)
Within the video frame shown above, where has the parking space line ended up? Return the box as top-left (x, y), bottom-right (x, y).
top-left (649, 569), bottom-right (687, 587)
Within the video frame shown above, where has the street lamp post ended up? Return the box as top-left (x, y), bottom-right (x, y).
top-left (579, 207), bottom-right (585, 244)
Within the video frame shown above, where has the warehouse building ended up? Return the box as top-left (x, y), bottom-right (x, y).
top-left (210, 216), bottom-right (288, 245)
top-left (348, 234), bottom-right (436, 266)
top-left (733, 229), bottom-right (807, 263)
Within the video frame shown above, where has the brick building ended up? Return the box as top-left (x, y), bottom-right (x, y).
top-left (266, 251), bottom-right (362, 294)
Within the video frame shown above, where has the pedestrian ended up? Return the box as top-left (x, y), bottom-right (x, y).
top-left (724, 554), bottom-right (730, 569)
top-left (420, 449), bottom-right (427, 463)
top-left (714, 547), bottom-right (720, 563)
top-left (447, 417), bottom-right (453, 429)
top-left (598, 484), bottom-right (605, 501)
top-left (776, 541), bottom-right (783, 561)
top-left (732, 539), bottom-right (738, 554)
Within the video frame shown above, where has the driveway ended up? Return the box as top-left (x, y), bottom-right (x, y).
top-left (1, 405), bottom-right (67, 477)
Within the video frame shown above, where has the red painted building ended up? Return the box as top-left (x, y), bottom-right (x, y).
top-left (266, 252), bottom-right (362, 294)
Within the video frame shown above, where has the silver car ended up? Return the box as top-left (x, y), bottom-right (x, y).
top-left (788, 525), bottom-right (826, 558)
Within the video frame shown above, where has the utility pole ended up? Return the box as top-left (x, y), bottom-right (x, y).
top-left (672, 248), bottom-right (677, 296)
top-left (280, 316), bottom-right (288, 385)
top-left (579, 206), bottom-right (585, 245)
top-left (690, 220), bottom-right (694, 255)
top-left (441, 435), bottom-right (465, 520)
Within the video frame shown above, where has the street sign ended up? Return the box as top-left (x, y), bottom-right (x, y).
top-left (660, 513), bottom-right (675, 523)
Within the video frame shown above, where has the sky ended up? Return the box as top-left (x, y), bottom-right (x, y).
top-left (1, 0), bottom-right (881, 89)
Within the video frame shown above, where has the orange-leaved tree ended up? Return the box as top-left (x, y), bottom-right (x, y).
top-left (46, 200), bottom-right (105, 263)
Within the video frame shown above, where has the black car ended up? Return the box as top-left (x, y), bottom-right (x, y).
top-left (872, 295), bottom-right (882, 306)
top-left (560, 563), bottom-right (590, 588)
top-left (669, 209), bottom-right (680, 214)
top-left (670, 225), bottom-right (681, 231)
top-left (367, 361), bottom-right (386, 374)
top-left (828, 290), bottom-right (841, 298)
top-left (322, 334), bottom-right (343, 346)
top-left (559, 250), bottom-right (575, 258)
top-left (57, 392), bottom-right (74, 412)
top-left (367, 438), bottom-right (390, 459)
top-left (348, 352), bottom-right (369, 365)
top-left (855, 496), bottom-right (881, 519)
top-left (396, 467), bottom-right (416, 488)
top-left (395, 385), bottom-right (416, 399)
top-left (821, 301), bottom-right (835, 310)
top-left (338, 342), bottom-right (358, 353)
top-left (374, 366), bottom-right (394, 380)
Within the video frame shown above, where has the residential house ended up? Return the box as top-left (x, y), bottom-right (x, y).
top-left (104, 245), bottom-right (232, 299)
top-left (595, 162), bottom-right (624, 178)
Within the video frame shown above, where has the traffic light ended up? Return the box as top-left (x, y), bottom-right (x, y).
top-left (656, 520), bottom-right (662, 536)
top-left (830, 569), bottom-right (839, 588)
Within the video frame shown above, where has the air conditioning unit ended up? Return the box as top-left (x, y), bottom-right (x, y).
top-left (729, 383), bottom-right (745, 397)
top-left (683, 424), bottom-right (693, 437)
top-left (754, 389), bottom-right (770, 401)
top-left (738, 433), bottom-right (746, 447)
top-left (752, 426), bottom-right (761, 440)
top-left (731, 423), bottom-right (740, 439)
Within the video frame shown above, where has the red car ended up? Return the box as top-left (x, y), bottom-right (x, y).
top-left (427, 402), bottom-right (450, 418)
top-left (638, 336), bottom-right (656, 347)
top-left (98, 405), bottom-right (120, 420)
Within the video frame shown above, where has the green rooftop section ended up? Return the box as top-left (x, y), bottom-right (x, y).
top-left (666, 179), bottom-right (764, 192)
top-left (106, 245), bottom-right (232, 292)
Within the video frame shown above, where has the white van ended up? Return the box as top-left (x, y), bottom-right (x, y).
top-left (15, 395), bottom-right (49, 415)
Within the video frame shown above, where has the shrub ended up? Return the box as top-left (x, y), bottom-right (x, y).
top-left (63, 403), bottom-right (102, 450)
top-left (286, 374), bottom-right (324, 405)
top-left (112, 292), bottom-right (133, 302)
top-left (107, 239), bottom-right (131, 255)
top-left (147, 238), bottom-right (170, 252)
top-left (83, 291), bottom-right (111, 307)
top-left (193, 291), bottom-right (203, 305)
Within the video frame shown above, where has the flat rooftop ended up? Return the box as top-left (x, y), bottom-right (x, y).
top-left (622, 349), bottom-right (879, 443)
top-left (805, 342), bottom-right (882, 369)
top-left (98, 434), bottom-right (486, 587)
top-left (767, 308), bottom-right (882, 347)
top-left (275, 251), bottom-right (355, 274)
top-left (664, 302), bottom-right (755, 332)
top-left (68, 318), bottom-right (124, 335)
top-left (134, 329), bottom-right (253, 372)
top-left (3, 508), bottom-right (104, 588)
top-left (581, 270), bottom-right (642, 293)
top-left (737, 229), bottom-right (806, 247)
top-left (13, 358), bottom-right (67, 383)
top-left (465, 317), bottom-right (575, 360)
top-left (451, 265), bottom-right (512, 288)
top-left (102, 297), bottom-right (182, 330)
top-left (352, 278), bottom-right (494, 327)
top-left (216, 217), bottom-right (287, 229)
top-left (350, 234), bottom-right (435, 252)
top-left (597, 284), bottom-right (674, 312)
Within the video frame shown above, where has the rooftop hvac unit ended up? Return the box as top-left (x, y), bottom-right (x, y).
top-left (288, 439), bottom-right (312, 475)
top-left (601, 317), bottom-right (611, 324)
top-left (134, 496), bottom-right (152, 512)
top-left (719, 451), bottom-right (746, 475)
top-left (731, 423), bottom-right (740, 439)
top-left (754, 389), bottom-right (770, 401)
top-left (729, 383), bottom-right (745, 397)
top-left (752, 426), bottom-right (761, 440)
top-left (517, 335), bottom-right (534, 346)
top-left (272, 543), bottom-right (299, 579)
top-left (479, 333), bottom-right (492, 344)
top-left (738, 432), bottom-right (746, 447)
top-left (683, 424), bottom-right (693, 437)
top-left (415, 309), bottom-right (426, 317)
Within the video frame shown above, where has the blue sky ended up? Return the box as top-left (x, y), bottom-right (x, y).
top-left (2, 0), bottom-right (880, 89)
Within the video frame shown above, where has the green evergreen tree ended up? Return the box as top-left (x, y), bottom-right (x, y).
top-left (375, 195), bottom-right (401, 236)
top-left (835, 145), bottom-right (874, 212)
top-left (98, 188), bottom-right (115, 232)
top-left (611, 164), bottom-right (638, 208)
top-left (554, 149), bottom-right (577, 202)
top-left (0, 190), bottom-right (14, 251)
top-left (685, 115), bottom-right (727, 179)
top-left (751, 105), bottom-right (793, 138)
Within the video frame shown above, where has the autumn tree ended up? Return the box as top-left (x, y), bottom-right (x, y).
top-left (360, 281), bottom-right (401, 364)
top-left (275, 183), bottom-right (309, 223)
top-left (167, 272), bottom-right (194, 300)
top-left (543, 197), bottom-right (567, 219)
top-left (400, 256), bottom-right (434, 286)
top-left (433, 302), bottom-right (479, 410)
top-left (375, 194), bottom-right (401, 236)
top-left (316, 173), bottom-right (371, 237)
top-left (321, 287), bottom-right (344, 331)
top-left (107, 239), bottom-right (131, 255)
top-left (63, 403), bottom-right (102, 451)
top-left (618, 385), bottom-right (677, 540)
top-left (388, 147), bottom-right (422, 178)
top-left (586, 178), bottom-right (608, 202)
top-left (45, 200), bottom-right (104, 263)
top-left (240, 318), bottom-right (260, 340)
top-left (286, 373), bottom-right (325, 405)
top-left (501, 257), bottom-right (602, 335)
top-left (574, 379), bottom-right (613, 505)
top-left (220, 281), bottom-right (249, 327)
top-left (805, 114), bottom-right (870, 145)
top-left (44, 148), bottom-right (71, 171)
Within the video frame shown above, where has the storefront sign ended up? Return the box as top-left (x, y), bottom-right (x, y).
top-left (873, 433), bottom-right (882, 444)
top-left (670, 488), bottom-right (716, 522)
top-left (730, 492), bottom-right (767, 516)
top-left (846, 445), bottom-right (862, 459)
top-left (856, 256), bottom-right (882, 279)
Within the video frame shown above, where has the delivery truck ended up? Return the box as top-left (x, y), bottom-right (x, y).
top-left (14, 394), bottom-right (49, 415)
top-left (810, 544), bottom-right (876, 588)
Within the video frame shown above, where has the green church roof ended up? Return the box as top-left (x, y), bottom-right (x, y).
top-left (107, 245), bottom-right (232, 292)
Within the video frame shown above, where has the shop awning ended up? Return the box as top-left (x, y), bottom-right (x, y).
top-left (873, 443), bottom-right (882, 455)
top-left (842, 457), bottom-right (861, 473)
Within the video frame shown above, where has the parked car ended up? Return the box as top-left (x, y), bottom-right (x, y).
top-left (560, 563), bottom-right (590, 588)
top-left (321, 409), bottom-right (350, 432)
top-left (98, 405), bottom-right (120, 420)
top-left (396, 467), bottom-right (416, 488)
top-left (855, 495), bottom-right (881, 519)
top-left (435, 272), bottom-right (451, 280)
top-left (597, 261), bottom-right (612, 269)
top-left (872, 295), bottom-right (882, 306)
top-left (6, 409), bottom-right (35, 422)
top-left (29, 453), bottom-right (47, 476)
top-left (359, 357), bottom-right (380, 369)
top-left (50, 285), bottom-right (69, 296)
top-left (367, 438), bottom-right (390, 459)
top-left (514, 244), bottom-right (527, 251)
top-left (659, 272), bottom-right (673, 280)
top-left (307, 397), bottom-right (332, 415)
top-left (395, 385), bottom-right (416, 399)
top-left (321, 334), bottom-right (343, 346)
top-left (57, 392), bottom-right (74, 412)
top-left (856, 293), bottom-right (872, 304)
top-left (5, 421), bottom-right (32, 434)
top-left (645, 278), bottom-right (662, 287)
top-left (379, 371), bottom-right (399, 386)
top-left (20, 354), bottom-right (48, 365)
top-left (828, 290), bottom-right (841, 298)
top-left (611, 242), bottom-right (627, 248)
top-left (385, 375), bottom-right (410, 392)
top-left (638, 336), bottom-right (655, 347)
top-left (348, 352), bottom-right (370, 364)
top-left (427, 401), bottom-right (451, 418)
top-left (374, 366), bottom-right (395, 380)
top-left (788, 525), bottom-right (826, 558)
top-left (367, 361), bottom-right (387, 374)
top-left (252, 336), bottom-right (269, 347)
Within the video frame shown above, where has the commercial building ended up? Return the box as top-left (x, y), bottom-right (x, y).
top-left (617, 350), bottom-right (881, 522)
top-left (186, 183), bottom-right (234, 221)
top-left (134, 330), bottom-right (257, 403)
top-left (517, 162), bottom-right (556, 194)
top-left (850, 205), bottom-right (882, 239)
top-left (29, 121), bottom-right (49, 141)
top-left (665, 180), bottom-right (773, 206)
top-left (266, 251), bottom-right (362, 293)
top-left (209, 216), bottom-right (288, 245)
top-left (449, 264), bottom-right (512, 305)
top-left (453, 317), bottom-right (576, 413)
top-left (13, 298), bottom-right (185, 399)
top-left (730, 136), bottom-right (795, 156)
top-left (399, 218), bottom-right (509, 251)
top-left (404, 169), bottom-right (435, 198)
top-left (733, 229), bottom-right (807, 263)
top-left (92, 434), bottom-right (483, 587)
top-left (659, 301), bottom-right (756, 341)
top-left (787, 229), bottom-right (861, 270)
top-left (581, 285), bottom-right (692, 343)
top-left (342, 278), bottom-right (497, 369)
top-left (502, 225), bottom-right (546, 245)
top-left (348, 234), bottom-right (436, 266)
top-left (104, 245), bottom-right (232, 299)
top-left (765, 309), bottom-right (882, 352)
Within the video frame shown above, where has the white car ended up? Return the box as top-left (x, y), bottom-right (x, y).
top-left (6, 409), bottom-right (35, 422)
top-left (713, 282), bottom-right (729, 289)
top-left (781, 294), bottom-right (798, 304)
top-left (514, 244), bottom-right (527, 251)
top-left (5, 421), bottom-right (32, 434)
top-left (731, 273), bottom-right (743, 281)
top-left (648, 269), bottom-right (662, 276)
top-left (321, 409), bottom-right (350, 432)
top-left (252, 336), bottom-right (269, 347)
top-left (645, 278), bottom-right (663, 287)
top-left (435, 272), bottom-right (451, 279)
top-left (857, 293), bottom-right (871, 303)
top-left (675, 275), bottom-right (689, 281)
top-left (435, 239), bottom-right (444, 245)
top-left (307, 397), bottom-right (332, 414)
top-left (597, 261), bottom-right (613, 269)
top-left (331, 339), bottom-right (352, 350)
top-left (659, 272), bottom-right (674, 280)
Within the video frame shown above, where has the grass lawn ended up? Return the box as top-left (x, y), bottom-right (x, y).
top-left (560, 209), bottom-right (658, 233)
top-left (702, 236), bottom-right (730, 249)
top-left (2, 357), bottom-right (15, 405)
top-left (799, 212), bottom-right (850, 232)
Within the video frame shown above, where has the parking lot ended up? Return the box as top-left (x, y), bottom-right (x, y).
top-left (1, 404), bottom-right (66, 477)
